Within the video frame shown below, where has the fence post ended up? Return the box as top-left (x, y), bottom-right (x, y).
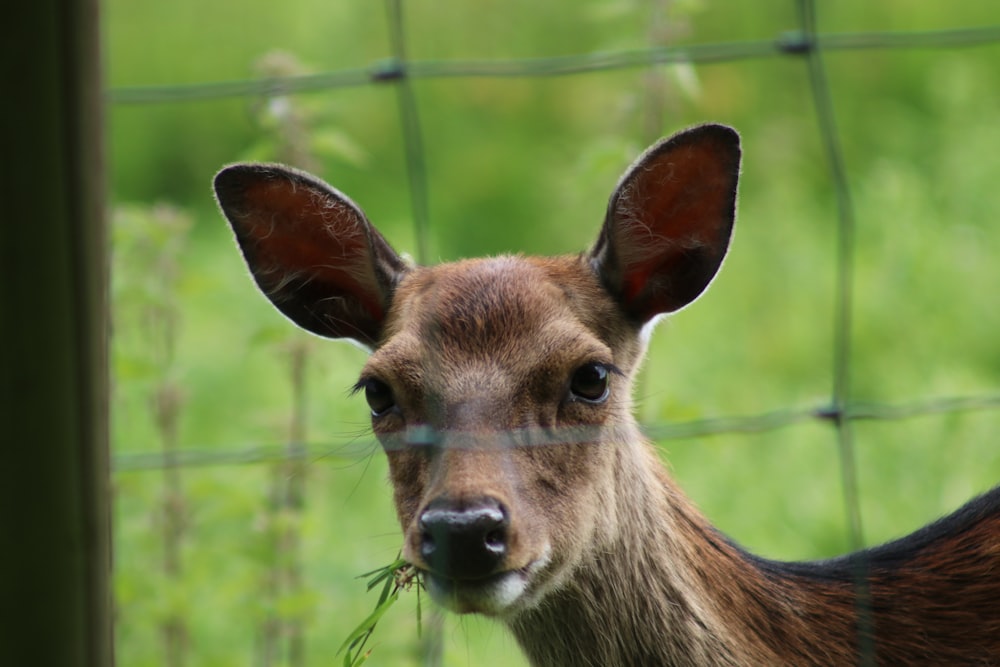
top-left (0, 0), bottom-right (111, 665)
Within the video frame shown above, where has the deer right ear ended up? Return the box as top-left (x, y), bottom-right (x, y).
top-left (590, 124), bottom-right (741, 325)
top-left (213, 164), bottom-right (408, 349)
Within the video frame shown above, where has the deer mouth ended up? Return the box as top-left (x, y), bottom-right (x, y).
top-left (422, 552), bottom-right (551, 616)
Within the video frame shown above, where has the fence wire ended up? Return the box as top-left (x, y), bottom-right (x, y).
top-left (110, 9), bottom-right (1000, 473)
top-left (112, 3), bottom-right (1000, 664)
top-left (109, 26), bottom-right (1000, 105)
top-left (112, 392), bottom-right (1000, 472)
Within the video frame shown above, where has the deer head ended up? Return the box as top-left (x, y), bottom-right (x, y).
top-left (214, 124), bottom-right (740, 617)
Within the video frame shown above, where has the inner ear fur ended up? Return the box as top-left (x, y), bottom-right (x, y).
top-left (590, 123), bottom-right (741, 324)
top-left (213, 163), bottom-right (407, 347)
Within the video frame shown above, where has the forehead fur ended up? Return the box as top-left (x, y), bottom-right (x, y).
top-left (378, 255), bottom-right (643, 373)
top-left (390, 256), bottom-right (568, 353)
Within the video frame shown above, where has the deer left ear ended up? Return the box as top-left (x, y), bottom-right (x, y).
top-left (213, 163), bottom-right (408, 348)
top-left (590, 124), bottom-right (741, 324)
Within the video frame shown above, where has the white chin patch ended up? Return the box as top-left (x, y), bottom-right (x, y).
top-left (426, 571), bottom-right (527, 615)
top-left (425, 550), bottom-right (551, 617)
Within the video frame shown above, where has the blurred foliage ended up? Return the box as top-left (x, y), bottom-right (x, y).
top-left (108, 1), bottom-right (1000, 665)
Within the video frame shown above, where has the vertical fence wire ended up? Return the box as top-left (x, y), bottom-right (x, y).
top-left (382, 2), bottom-right (443, 664)
top-left (385, 0), bottom-right (431, 266)
top-left (794, 1), bottom-right (872, 661)
top-left (795, 0), bottom-right (864, 552)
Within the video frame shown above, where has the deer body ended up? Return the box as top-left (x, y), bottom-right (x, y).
top-left (215, 124), bottom-right (1000, 665)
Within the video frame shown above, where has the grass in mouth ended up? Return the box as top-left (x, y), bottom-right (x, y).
top-left (337, 556), bottom-right (423, 666)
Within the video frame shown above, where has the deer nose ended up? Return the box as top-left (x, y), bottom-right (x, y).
top-left (418, 498), bottom-right (509, 580)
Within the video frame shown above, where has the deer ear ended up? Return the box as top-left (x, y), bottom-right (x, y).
top-left (213, 164), bottom-right (408, 348)
top-left (590, 124), bottom-right (741, 324)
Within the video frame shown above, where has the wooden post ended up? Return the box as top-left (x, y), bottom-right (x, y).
top-left (0, 0), bottom-right (112, 665)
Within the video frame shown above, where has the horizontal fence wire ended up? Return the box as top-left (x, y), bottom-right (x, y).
top-left (108, 26), bottom-right (1000, 105)
top-left (112, 392), bottom-right (1000, 471)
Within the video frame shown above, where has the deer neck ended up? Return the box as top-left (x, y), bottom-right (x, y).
top-left (505, 438), bottom-right (828, 667)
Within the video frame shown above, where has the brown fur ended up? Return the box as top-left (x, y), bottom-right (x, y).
top-left (215, 124), bottom-right (1000, 666)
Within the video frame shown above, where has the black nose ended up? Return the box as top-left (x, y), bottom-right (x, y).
top-left (418, 497), bottom-right (509, 580)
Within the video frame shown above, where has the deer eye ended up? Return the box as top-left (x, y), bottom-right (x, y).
top-left (569, 362), bottom-right (611, 403)
top-left (358, 377), bottom-right (396, 417)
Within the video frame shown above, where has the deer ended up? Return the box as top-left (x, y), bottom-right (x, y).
top-left (214, 124), bottom-right (1000, 666)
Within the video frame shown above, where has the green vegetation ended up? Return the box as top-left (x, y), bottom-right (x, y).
top-left (108, 2), bottom-right (1000, 665)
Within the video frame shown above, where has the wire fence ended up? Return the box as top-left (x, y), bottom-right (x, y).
top-left (110, 1), bottom-right (1000, 665)
top-left (109, 1), bottom-right (1000, 493)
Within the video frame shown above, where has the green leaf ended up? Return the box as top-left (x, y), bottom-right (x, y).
top-left (334, 556), bottom-right (422, 666)
top-left (334, 589), bottom-right (399, 659)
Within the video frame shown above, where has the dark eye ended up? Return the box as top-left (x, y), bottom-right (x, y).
top-left (360, 377), bottom-right (396, 417)
top-left (570, 363), bottom-right (610, 403)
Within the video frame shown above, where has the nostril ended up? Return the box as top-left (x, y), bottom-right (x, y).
top-left (485, 528), bottom-right (505, 549)
top-left (418, 497), bottom-right (509, 580)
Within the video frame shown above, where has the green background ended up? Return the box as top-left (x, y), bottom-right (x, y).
top-left (107, 2), bottom-right (1000, 665)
